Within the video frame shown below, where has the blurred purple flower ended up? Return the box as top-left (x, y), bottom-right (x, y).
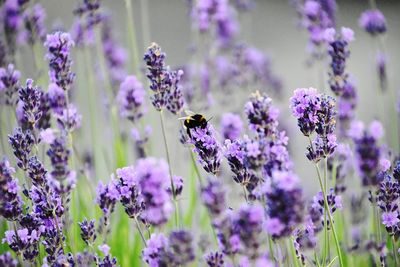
top-left (359, 9), bottom-right (386, 36)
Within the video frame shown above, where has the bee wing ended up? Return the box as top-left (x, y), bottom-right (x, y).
top-left (178, 116), bottom-right (188, 120)
top-left (184, 110), bottom-right (196, 116)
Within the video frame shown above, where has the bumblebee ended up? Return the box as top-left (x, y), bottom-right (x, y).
top-left (180, 112), bottom-right (209, 137)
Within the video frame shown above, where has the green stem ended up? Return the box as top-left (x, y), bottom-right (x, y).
top-left (315, 163), bottom-right (344, 267)
top-left (159, 110), bottom-right (179, 227)
top-left (124, 0), bottom-right (141, 75)
top-left (134, 217), bottom-right (147, 247)
top-left (392, 236), bottom-right (398, 266)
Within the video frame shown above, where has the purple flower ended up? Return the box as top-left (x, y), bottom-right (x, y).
top-left (169, 230), bottom-right (195, 265)
top-left (142, 233), bottom-right (170, 267)
top-left (290, 87), bottom-right (321, 136)
top-left (188, 123), bottom-right (222, 175)
top-left (143, 42), bottom-right (169, 110)
top-left (115, 166), bottom-right (145, 219)
top-left (265, 218), bottom-right (285, 236)
top-left (205, 251), bottom-right (224, 267)
top-left (79, 219), bottom-right (96, 245)
top-left (0, 252), bottom-right (17, 267)
top-left (8, 127), bottom-right (35, 170)
top-left (98, 244), bottom-right (110, 256)
top-left (325, 27), bottom-right (354, 96)
top-left (201, 177), bottom-right (226, 218)
top-left (224, 138), bottom-right (259, 194)
top-left (0, 158), bottom-right (22, 221)
top-left (0, 64), bottom-right (20, 105)
top-left (228, 204), bottom-right (264, 258)
top-left (143, 43), bottom-right (185, 113)
top-left (351, 121), bottom-right (383, 186)
top-left (359, 9), bottom-right (386, 36)
top-left (19, 3), bottom-right (47, 45)
top-left (381, 212), bottom-right (399, 228)
top-left (47, 136), bottom-right (71, 183)
top-left (55, 104), bottom-right (82, 132)
top-left (47, 83), bottom-right (66, 114)
top-left (44, 31), bottom-right (75, 90)
top-left (311, 190), bottom-right (342, 229)
top-left (100, 15), bottom-right (127, 87)
top-left (165, 69), bottom-right (185, 115)
top-left (18, 79), bottom-right (43, 130)
top-left (244, 91), bottom-right (279, 137)
top-left (264, 170), bottom-right (304, 238)
top-left (117, 75), bottom-right (146, 123)
top-left (337, 81), bottom-right (357, 137)
top-left (377, 173), bottom-right (400, 235)
top-left (135, 158), bottom-right (173, 226)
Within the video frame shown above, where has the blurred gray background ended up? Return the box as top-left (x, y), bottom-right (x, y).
top-left (36, 0), bottom-right (400, 196)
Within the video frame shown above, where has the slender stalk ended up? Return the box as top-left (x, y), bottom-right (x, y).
top-left (268, 236), bottom-right (275, 265)
top-left (391, 236), bottom-right (398, 266)
top-left (189, 149), bottom-right (203, 186)
top-left (159, 110), bottom-right (179, 227)
top-left (134, 217), bottom-right (147, 247)
top-left (315, 163), bottom-right (344, 267)
top-left (242, 185), bottom-right (249, 203)
top-left (124, 0), bottom-right (140, 75)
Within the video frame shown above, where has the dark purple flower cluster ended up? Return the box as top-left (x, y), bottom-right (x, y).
top-left (337, 81), bottom-right (357, 137)
top-left (115, 166), bottom-right (145, 219)
top-left (78, 219), bottom-right (96, 246)
top-left (100, 14), bottom-right (127, 87)
top-left (220, 113), bottom-right (243, 141)
top-left (134, 158), bottom-right (173, 226)
top-left (44, 31), bottom-right (75, 91)
top-left (293, 220), bottom-right (317, 266)
top-left (311, 189), bottom-right (342, 229)
top-left (188, 123), bottom-right (222, 175)
top-left (143, 43), bottom-right (185, 114)
top-left (244, 91), bottom-right (279, 137)
top-left (215, 204), bottom-right (265, 259)
top-left (190, 0), bottom-right (238, 47)
top-left (233, 45), bottom-right (282, 96)
top-left (3, 227), bottom-right (43, 262)
top-left (0, 158), bottom-right (22, 221)
top-left (47, 83), bottom-right (66, 114)
top-left (1, 0), bottom-right (25, 57)
top-left (47, 136), bottom-right (71, 183)
top-left (349, 120), bottom-right (384, 186)
top-left (19, 3), bottom-right (46, 45)
top-left (359, 9), bottom-right (387, 36)
top-left (71, 0), bottom-right (103, 47)
top-left (329, 143), bottom-right (353, 194)
top-left (299, 0), bottom-right (335, 56)
top-left (142, 230), bottom-right (195, 266)
top-left (0, 64), bottom-right (20, 105)
top-left (324, 27), bottom-right (354, 96)
top-left (291, 88), bottom-right (337, 162)
top-left (376, 167), bottom-right (400, 237)
top-left (18, 79), bottom-right (43, 130)
top-left (96, 178), bottom-right (119, 224)
top-left (117, 75), bottom-right (146, 123)
top-left (0, 252), bottom-right (17, 267)
top-left (201, 177), bottom-right (226, 218)
top-left (8, 127), bottom-right (34, 170)
top-left (55, 103), bottom-right (82, 132)
top-left (224, 138), bottom-right (260, 195)
top-left (290, 87), bottom-right (322, 136)
top-left (264, 170), bottom-right (304, 238)
top-left (205, 251), bottom-right (225, 267)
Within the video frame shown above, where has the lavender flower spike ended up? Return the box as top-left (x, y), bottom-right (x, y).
top-left (359, 9), bottom-right (387, 36)
top-left (0, 64), bottom-right (20, 105)
top-left (0, 158), bottom-right (23, 221)
top-left (117, 75), bottom-right (146, 123)
top-left (187, 121), bottom-right (222, 175)
top-left (44, 31), bottom-right (75, 91)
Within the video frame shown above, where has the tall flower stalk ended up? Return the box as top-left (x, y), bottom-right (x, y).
top-left (290, 87), bottom-right (344, 266)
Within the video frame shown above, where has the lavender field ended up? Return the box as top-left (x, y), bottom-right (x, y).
top-left (0, 0), bottom-right (400, 266)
